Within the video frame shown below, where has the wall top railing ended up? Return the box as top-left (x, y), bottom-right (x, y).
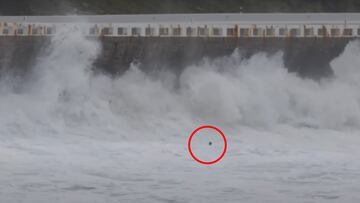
top-left (2, 13), bottom-right (360, 24)
top-left (1, 13), bottom-right (360, 38)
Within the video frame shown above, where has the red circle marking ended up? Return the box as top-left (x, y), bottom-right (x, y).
top-left (188, 125), bottom-right (227, 165)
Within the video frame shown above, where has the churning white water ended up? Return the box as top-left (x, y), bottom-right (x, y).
top-left (0, 26), bottom-right (360, 203)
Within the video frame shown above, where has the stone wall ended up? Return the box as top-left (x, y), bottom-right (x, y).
top-left (0, 36), bottom-right (353, 79)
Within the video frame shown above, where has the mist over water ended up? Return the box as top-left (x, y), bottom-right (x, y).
top-left (1, 24), bottom-right (360, 203)
top-left (1, 27), bottom-right (360, 139)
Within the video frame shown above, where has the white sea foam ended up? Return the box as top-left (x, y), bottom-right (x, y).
top-left (0, 25), bottom-right (360, 203)
top-left (2, 27), bottom-right (360, 135)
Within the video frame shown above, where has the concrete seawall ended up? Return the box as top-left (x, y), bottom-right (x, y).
top-left (0, 36), bottom-right (353, 79)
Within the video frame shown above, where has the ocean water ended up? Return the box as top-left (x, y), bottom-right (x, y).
top-left (0, 26), bottom-right (360, 203)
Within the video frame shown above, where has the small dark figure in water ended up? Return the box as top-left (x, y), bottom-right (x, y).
top-left (209, 141), bottom-right (212, 146)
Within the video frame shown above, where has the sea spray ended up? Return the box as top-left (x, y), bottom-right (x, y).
top-left (0, 27), bottom-right (360, 141)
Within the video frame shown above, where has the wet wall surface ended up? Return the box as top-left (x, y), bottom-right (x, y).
top-left (0, 36), bottom-right (353, 79)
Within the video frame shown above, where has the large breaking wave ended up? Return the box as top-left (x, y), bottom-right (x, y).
top-left (1, 26), bottom-right (360, 139)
